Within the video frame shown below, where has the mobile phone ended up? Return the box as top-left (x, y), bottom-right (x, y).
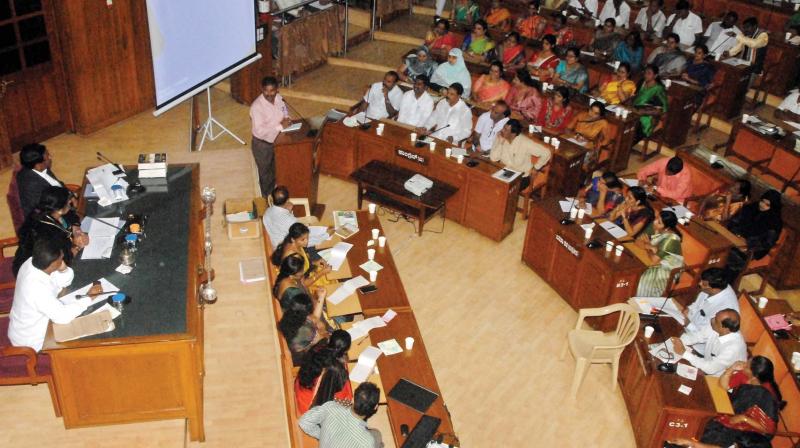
top-left (358, 284), bottom-right (378, 294)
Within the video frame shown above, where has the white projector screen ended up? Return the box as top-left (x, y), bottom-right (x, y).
top-left (146, 0), bottom-right (260, 115)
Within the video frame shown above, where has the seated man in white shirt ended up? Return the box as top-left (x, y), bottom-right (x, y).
top-left (349, 71), bottom-right (403, 123)
top-left (775, 89), bottom-right (800, 120)
top-left (263, 185), bottom-right (299, 248)
top-left (599, 0), bottom-right (631, 29)
top-left (670, 309), bottom-right (747, 376)
top-left (489, 119), bottom-right (552, 193)
top-left (416, 83), bottom-right (473, 144)
top-left (633, 0), bottom-right (666, 40)
top-left (663, 0), bottom-right (703, 47)
top-left (701, 11), bottom-right (740, 57)
top-left (471, 100), bottom-right (510, 154)
top-left (396, 75), bottom-right (435, 128)
top-left (674, 267), bottom-right (739, 334)
top-left (8, 238), bottom-right (95, 352)
top-left (567, 0), bottom-right (597, 19)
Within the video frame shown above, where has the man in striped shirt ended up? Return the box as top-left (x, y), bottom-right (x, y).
top-left (299, 382), bottom-right (383, 447)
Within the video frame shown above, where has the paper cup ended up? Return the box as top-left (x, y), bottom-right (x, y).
top-left (605, 241), bottom-right (614, 252)
top-left (410, 132), bottom-right (417, 142)
top-left (456, 154), bottom-right (464, 164)
top-left (615, 244), bottom-right (624, 257)
top-left (429, 141), bottom-right (436, 151)
top-left (405, 337), bottom-right (415, 350)
top-left (376, 128), bottom-right (383, 136)
top-left (664, 79), bottom-right (671, 89)
top-left (569, 207), bottom-right (578, 219)
top-left (742, 114), bottom-right (750, 124)
top-left (644, 326), bottom-right (655, 338)
top-left (369, 270), bottom-right (378, 283)
top-left (577, 208), bottom-right (586, 219)
top-left (787, 32), bottom-right (792, 41)
top-left (529, 124), bottom-right (535, 134)
top-left (553, 140), bottom-right (561, 149)
top-left (367, 248), bottom-right (375, 260)
top-left (715, 52), bottom-right (722, 62)
top-left (758, 296), bottom-right (769, 309)
top-left (445, 147), bottom-right (452, 158)
top-left (709, 154), bottom-right (719, 164)
top-left (368, 203), bottom-right (377, 214)
top-left (621, 110), bottom-right (629, 119)
top-left (378, 236), bottom-right (386, 247)
top-left (584, 227), bottom-right (593, 239)
top-left (371, 228), bottom-right (380, 239)
top-left (544, 136), bottom-right (551, 144)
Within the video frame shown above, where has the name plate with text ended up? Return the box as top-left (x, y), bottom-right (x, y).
top-left (396, 147), bottom-right (428, 166)
top-left (555, 234), bottom-right (581, 259)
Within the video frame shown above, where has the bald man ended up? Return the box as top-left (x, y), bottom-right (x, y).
top-left (670, 309), bottom-right (747, 376)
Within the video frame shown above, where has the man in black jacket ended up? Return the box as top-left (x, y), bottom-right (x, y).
top-left (16, 143), bottom-right (71, 218)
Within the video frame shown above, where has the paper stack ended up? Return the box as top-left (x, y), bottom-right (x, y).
top-left (349, 346), bottom-right (382, 382)
top-left (327, 276), bottom-right (369, 305)
top-left (345, 316), bottom-right (387, 340)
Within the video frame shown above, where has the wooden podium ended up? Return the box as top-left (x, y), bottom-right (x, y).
top-left (274, 121), bottom-right (322, 215)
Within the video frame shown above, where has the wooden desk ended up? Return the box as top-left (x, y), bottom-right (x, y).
top-left (362, 310), bottom-right (458, 447)
top-left (679, 145), bottom-right (800, 289)
top-left (709, 61), bottom-right (751, 120)
top-left (276, 121), bottom-right (321, 213)
top-left (320, 119), bottom-right (521, 241)
top-left (662, 81), bottom-right (699, 148)
top-left (43, 165), bottom-right (206, 441)
top-left (522, 196), bottom-right (647, 330)
top-left (350, 160), bottom-right (458, 236)
top-left (618, 317), bottom-right (719, 448)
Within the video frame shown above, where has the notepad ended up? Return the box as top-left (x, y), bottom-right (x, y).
top-left (676, 364), bottom-right (698, 381)
top-left (349, 346), bottom-right (382, 382)
top-left (327, 276), bottom-right (369, 305)
top-left (60, 278), bottom-right (120, 307)
top-left (359, 260), bottom-right (383, 273)
top-left (377, 339), bottom-right (403, 356)
top-left (600, 220), bottom-right (628, 239)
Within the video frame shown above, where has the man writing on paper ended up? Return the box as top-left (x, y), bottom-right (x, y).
top-left (489, 119), bottom-right (551, 194)
top-left (670, 309), bottom-right (747, 376)
top-left (674, 267), bottom-right (739, 334)
top-left (8, 238), bottom-right (100, 351)
top-left (636, 156), bottom-right (693, 204)
top-left (250, 76), bottom-right (291, 197)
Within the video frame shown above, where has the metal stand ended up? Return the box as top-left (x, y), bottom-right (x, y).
top-left (197, 87), bottom-right (245, 151)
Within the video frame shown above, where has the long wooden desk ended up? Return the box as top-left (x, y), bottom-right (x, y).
top-left (275, 121), bottom-right (322, 213)
top-left (320, 119), bottom-right (519, 241)
top-left (679, 145), bottom-right (800, 289)
top-left (42, 165), bottom-right (206, 440)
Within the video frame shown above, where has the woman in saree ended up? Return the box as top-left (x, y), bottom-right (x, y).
top-left (507, 70), bottom-right (544, 122)
top-left (425, 19), bottom-right (461, 54)
top-left (397, 46), bottom-right (438, 82)
top-left (536, 86), bottom-right (573, 132)
top-left (613, 31), bottom-right (644, 73)
top-left (527, 34), bottom-right (560, 81)
top-left (646, 32), bottom-right (686, 77)
top-left (453, 0), bottom-right (480, 27)
top-left (430, 48), bottom-right (473, 97)
top-left (270, 222), bottom-right (332, 287)
top-left (598, 62), bottom-right (636, 105)
top-left (632, 64), bottom-right (667, 140)
top-left (608, 186), bottom-right (654, 238)
top-left (516, 0), bottom-right (545, 39)
top-left (461, 20), bottom-right (496, 62)
top-left (553, 47), bottom-right (589, 93)
top-left (484, 0), bottom-right (511, 31)
top-left (567, 100), bottom-right (610, 149)
top-left (495, 32), bottom-right (526, 73)
top-left (681, 44), bottom-right (716, 107)
top-left (670, 356), bottom-right (783, 448)
top-left (472, 60), bottom-right (511, 103)
top-left (590, 18), bottom-right (623, 55)
top-left (635, 210), bottom-right (684, 297)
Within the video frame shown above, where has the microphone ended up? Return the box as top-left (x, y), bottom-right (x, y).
top-left (282, 98), bottom-right (314, 137)
top-left (75, 290), bottom-right (120, 299)
top-left (709, 33), bottom-right (734, 56)
top-left (657, 339), bottom-right (677, 373)
top-left (87, 216), bottom-right (126, 232)
top-left (357, 113), bottom-right (379, 130)
top-left (559, 195), bottom-right (579, 225)
top-left (96, 152), bottom-right (124, 175)
top-left (428, 124), bottom-right (450, 140)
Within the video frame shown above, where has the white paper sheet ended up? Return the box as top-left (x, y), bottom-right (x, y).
top-left (677, 384), bottom-right (693, 395)
top-left (91, 303), bottom-right (122, 319)
top-left (80, 216), bottom-right (122, 260)
top-left (327, 276), bottom-right (369, 305)
top-left (631, 296), bottom-right (686, 325)
top-left (663, 205), bottom-right (692, 220)
top-left (349, 346), bottom-right (383, 382)
top-left (377, 339), bottom-right (403, 356)
top-left (783, 120), bottom-right (800, 130)
top-left (308, 226), bottom-right (332, 247)
top-left (359, 260), bottom-right (383, 273)
top-left (381, 309), bottom-right (397, 322)
top-left (327, 242), bottom-right (353, 271)
top-left (676, 363), bottom-right (698, 381)
top-left (599, 220), bottom-right (628, 239)
top-left (60, 278), bottom-right (120, 307)
top-left (622, 178), bottom-right (639, 187)
top-left (649, 340), bottom-right (683, 363)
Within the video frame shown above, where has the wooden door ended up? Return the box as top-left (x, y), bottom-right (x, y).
top-left (0, 0), bottom-right (70, 161)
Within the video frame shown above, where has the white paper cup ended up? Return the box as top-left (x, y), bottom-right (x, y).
top-left (445, 147), bottom-right (452, 158)
top-left (456, 154), bottom-right (464, 164)
top-left (544, 136), bottom-right (551, 144)
top-left (584, 228), bottom-right (593, 239)
top-left (742, 114), bottom-right (750, 124)
top-left (369, 270), bottom-right (377, 283)
top-left (577, 208), bottom-right (586, 219)
top-left (377, 128), bottom-right (383, 136)
top-left (605, 241), bottom-right (614, 252)
top-left (553, 140), bottom-right (561, 149)
top-left (715, 52), bottom-right (722, 62)
top-left (644, 325), bottom-right (654, 338)
top-left (569, 207), bottom-right (578, 219)
top-left (787, 32), bottom-right (792, 41)
top-left (664, 79), bottom-right (671, 89)
top-left (614, 61), bottom-right (620, 69)
top-left (529, 124), bottom-right (535, 134)
top-left (378, 236), bottom-right (386, 247)
top-left (615, 244), bottom-right (624, 256)
top-left (367, 248), bottom-right (375, 260)
top-left (368, 203), bottom-right (377, 214)
top-left (709, 154), bottom-right (719, 164)
top-left (621, 110), bottom-right (629, 119)
top-left (405, 336), bottom-right (415, 350)
top-left (410, 132), bottom-right (417, 142)
top-left (758, 296), bottom-right (769, 309)
top-left (429, 141), bottom-right (436, 151)
top-left (371, 228), bottom-right (380, 239)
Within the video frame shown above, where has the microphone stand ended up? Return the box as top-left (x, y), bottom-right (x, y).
top-left (96, 151), bottom-right (124, 176)
top-left (282, 98), bottom-right (314, 137)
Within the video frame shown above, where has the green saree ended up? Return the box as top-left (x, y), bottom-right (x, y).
top-left (633, 82), bottom-right (667, 137)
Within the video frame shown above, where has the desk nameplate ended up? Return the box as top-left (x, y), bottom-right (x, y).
top-left (395, 147), bottom-right (428, 165)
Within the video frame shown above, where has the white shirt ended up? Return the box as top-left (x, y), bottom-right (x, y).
top-left (424, 98), bottom-right (473, 143)
top-left (599, 1), bottom-right (631, 28)
top-left (680, 327), bottom-right (747, 376)
top-left (634, 8), bottom-right (666, 36)
top-left (569, 0), bottom-right (598, 16)
top-left (685, 286), bottom-right (739, 333)
top-left (778, 91), bottom-right (800, 114)
top-left (8, 259), bottom-right (88, 352)
top-left (704, 22), bottom-right (741, 56)
top-left (473, 112), bottom-right (508, 151)
top-left (364, 82), bottom-right (403, 120)
top-left (33, 169), bottom-right (62, 187)
top-left (262, 205), bottom-right (298, 248)
top-left (396, 90), bottom-right (435, 128)
top-left (667, 12), bottom-right (703, 46)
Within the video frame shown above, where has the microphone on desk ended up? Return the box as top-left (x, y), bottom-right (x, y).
top-left (709, 34), bottom-right (734, 57)
top-left (282, 98), bottom-right (315, 137)
top-left (657, 339), bottom-right (678, 373)
top-left (96, 152), bottom-right (124, 176)
top-left (559, 195), bottom-right (579, 225)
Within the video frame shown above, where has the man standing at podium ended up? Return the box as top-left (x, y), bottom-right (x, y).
top-left (250, 76), bottom-right (291, 197)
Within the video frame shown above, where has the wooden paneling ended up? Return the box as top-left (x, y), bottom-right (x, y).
top-left (53, 0), bottom-right (155, 134)
top-left (230, 16), bottom-right (273, 105)
top-left (320, 123), bottom-right (356, 178)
